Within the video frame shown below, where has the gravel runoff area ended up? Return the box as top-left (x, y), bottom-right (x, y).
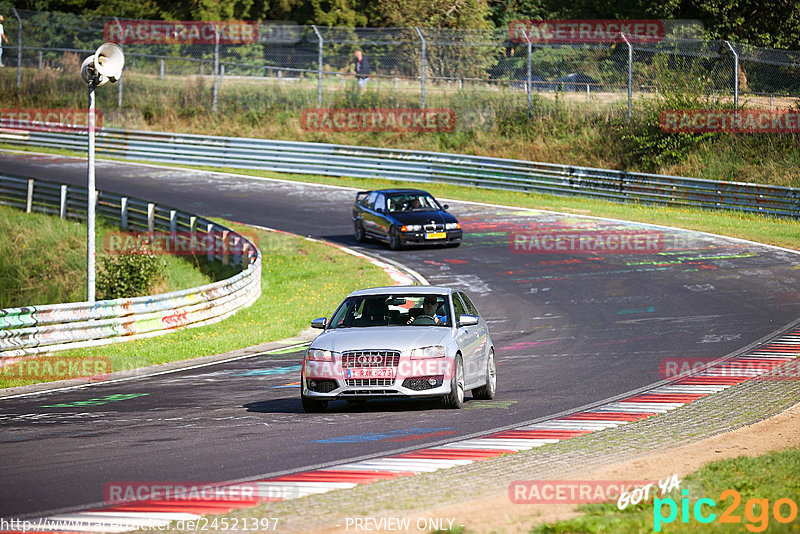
top-left (209, 361), bottom-right (800, 533)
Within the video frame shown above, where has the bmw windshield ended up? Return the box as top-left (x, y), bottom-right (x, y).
top-left (328, 294), bottom-right (450, 328)
top-left (386, 194), bottom-right (442, 213)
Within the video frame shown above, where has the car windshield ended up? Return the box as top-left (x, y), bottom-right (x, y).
top-left (386, 194), bottom-right (441, 213)
top-left (328, 294), bottom-right (450, 328)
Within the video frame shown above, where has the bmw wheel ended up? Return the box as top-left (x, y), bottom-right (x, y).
top-left (472, 349), bottom-right (496, 400)
top-left (389, 226), bottom-right (402, 250)
top-left (442, 355), bottom-right (465, 409)
top-left (354, 220), bottom-right (365, 243)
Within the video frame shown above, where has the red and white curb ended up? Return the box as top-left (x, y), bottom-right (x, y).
top-left (11, 330), bottom-right (799, 533)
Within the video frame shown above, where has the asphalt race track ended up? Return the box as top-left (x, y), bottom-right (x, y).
top-left (2, 152), bottom-right (800, 519)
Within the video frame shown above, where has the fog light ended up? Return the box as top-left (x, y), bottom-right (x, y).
top-left (309, 380), bottom-right (317, 388)
top-left (428, 378), bottom-right (438, 386)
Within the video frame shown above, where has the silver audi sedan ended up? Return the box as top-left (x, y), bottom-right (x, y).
top-left (300, 286), bottom-right (496, 412)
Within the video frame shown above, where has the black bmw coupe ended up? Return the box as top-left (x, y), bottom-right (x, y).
top-left (352, 189), bottom-right (462, 250)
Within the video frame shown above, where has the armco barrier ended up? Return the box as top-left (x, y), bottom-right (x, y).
top-left (1, 124), bottom-right (799, 217)
top-left (0, 174), bottom-right (261, 358)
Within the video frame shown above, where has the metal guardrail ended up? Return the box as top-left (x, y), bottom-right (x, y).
top-left (0, 174), bottom-right (262, 358)
top-left (1, 125), bottom-right (798, 217)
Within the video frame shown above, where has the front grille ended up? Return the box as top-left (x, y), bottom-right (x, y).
top-left (346, 378), bottom-right (394, 387)
top-left (341, 389), bottom-right (399, 396)
top-left (424, 223), bottom-right (445, 232)
top-left (342, 350), bottom-right (401, 369)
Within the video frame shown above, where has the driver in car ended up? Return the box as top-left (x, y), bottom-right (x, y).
top-left (409, 295), bottom-right (447, 325)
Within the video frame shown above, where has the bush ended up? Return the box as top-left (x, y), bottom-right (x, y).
top-left (97, 252), bottom-right (166, 300)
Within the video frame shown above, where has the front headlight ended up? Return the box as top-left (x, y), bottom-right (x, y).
top-left (445, 222), bottom-right (461, 230)
top-left (306, 348), bottom-right (336, 361)
top-left (401, 224), bottom-right (422, 232)
top-left (410, 345), bottom-right (446, 359)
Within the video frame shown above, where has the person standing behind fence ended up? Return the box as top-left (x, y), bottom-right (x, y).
top-left (0, 16), bottom-right (9, 67)
top-left (354, 50), bottom-right (370, 88)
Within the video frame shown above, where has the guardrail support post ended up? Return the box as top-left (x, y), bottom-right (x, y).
top-left (60, 185), bottom-right (67, 219)
top-left (221, 229), bottom-right (230, 266)
top-left (189, 215), bottom-right (197, 252)
top-left (169, 210), bottom-right (177, 234)
top-left (414, 27), bottom-right (426, 109)
top-left (26, 178), bottom-right (33, 213)
top-left (207, 223), bottom-right (215, 262)
top-left (312, 25), bottom-right (323, 108)
top-left (147, 202), bottom-right (155, 233)
top-left (120, 197), bottom-right (128, 230)
top-left (621, 33), bottom-right (633, 121)
top-left (232, 235), bottom-right (241, 266)
top-left (724, 41), bottom-right (739, 109)
top-left (11, 8), bottom-right (21, 89)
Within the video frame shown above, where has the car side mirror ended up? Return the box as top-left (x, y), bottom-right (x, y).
top-left (443, 204), bottom-right (449, 210)
top-left (311, 317), bottom-right (327, 329)
top-left (458, 314), bottom-right (478, 327)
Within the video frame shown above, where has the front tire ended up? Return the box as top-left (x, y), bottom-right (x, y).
top-left (301, 396), bottom-right (328, 413)
top-left (441, 355), bottom-right (465, 409)
top-left (472, 349), bottom-right (496, 400)
top-left (389, 226), bottom-right (402, 250)
top-left (354, 220), bottom-right (365, 243)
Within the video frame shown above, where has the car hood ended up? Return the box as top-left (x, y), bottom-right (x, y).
top-left (311, 326), bottom-right (451, 353)
top-left (390, 211), bottom-right (457, 225)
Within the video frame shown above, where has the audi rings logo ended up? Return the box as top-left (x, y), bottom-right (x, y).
top-left (357, 355), bottom-right (383, 365)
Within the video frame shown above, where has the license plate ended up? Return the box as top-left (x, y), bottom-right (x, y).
top-left (346, 367), bottom-right (395, 379)
top-left (425, 232), bottom-right (446, 240)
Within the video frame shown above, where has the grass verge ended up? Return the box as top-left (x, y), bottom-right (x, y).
top-left (0, 203), bottom-right (234, 308)
top-left (0, 219), bottom-right (394, 389)
top-left (530, 446), bottom-right (800, 533)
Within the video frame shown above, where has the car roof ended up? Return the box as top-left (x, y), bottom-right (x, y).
top-left (347, 286), bottom-right (454, 297)
top-left (363, 188), bottom-right (431, 196)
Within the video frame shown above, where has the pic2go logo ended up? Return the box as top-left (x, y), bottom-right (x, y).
top-left (654, 489), bottom-right (799, 532)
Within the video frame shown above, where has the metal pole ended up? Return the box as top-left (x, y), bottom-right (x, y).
top-left (312, 25), bottom-right (323, 108)
top-left (414, 27), bottom-right (426, 108)
top-left (114, 17), bottom-right (123, 108)
top-left (11, 8), bottom-right (21, 88)
top-left (724, 41), bottom-right (739, 109)
top-left (212, 24), bottom-right (220, 113)
top-left (520, 29), bottom-right (531, 115)
top-left (87, 80), bottom-right (97, 304)
top-left (621, 33), bottom-right (632, 121)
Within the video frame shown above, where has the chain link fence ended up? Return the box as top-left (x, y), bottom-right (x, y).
top-left (1, 8), bottom-right (799, 130)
